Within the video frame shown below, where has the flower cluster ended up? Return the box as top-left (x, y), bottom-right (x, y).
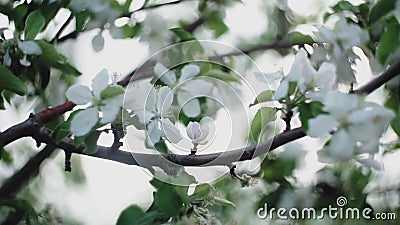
top-left (272, 48), bottom-right (337, 100)
top-left (307, 91), bottom-right (394, 169)
top-left (313, 16), bottom-right (369, 83)
top-left (66, 69), bottom-right (124, 136)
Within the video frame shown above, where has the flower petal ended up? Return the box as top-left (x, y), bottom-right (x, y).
top-left (254, 71), bottom-right (283, 83)
top-left (179, 64), bottom-right (200, 82)
top-left (154, 63), bottom-right (176, 86)
top-left (274, 80), bottom-right (289, 100)
top-left (19, 55), bottom-right (31, 67)
top-left (161, 118), bottom-right (182, 143)
top-left (315, 62), bottom-right (336, 90)
top-left (323, 91), bottom-right (359, 118)
top-left (71, 108), bottom-right (99, 136)
top-left (186, 122), bottom-right (201, 140)
top-left (124, 83), bottom-right (156, 112)
top-left (146, 120), bottom-right (161, 146)
top-left (100, 95), bottom-right (123, 123)
top-left (18, 41), bottom-right (42, 55)
top-left (92, 69), bottom-right (109, 99)
top-left (355, 155), bottom-right (382, 170)
top-left (156, 86), bottom-right (173, 115)
top-left (178, 92), bottom-right (201, 118)
top-left (326, 129), bottom-right (355, 160)
top-left (66, 84), bottom-right (93, 105)
top-left (307, 115), bottom-right (339, 137)
top-left (286, 48), bottom-right (316, 90)
top-left (136, 110), bottom-right (155, 124)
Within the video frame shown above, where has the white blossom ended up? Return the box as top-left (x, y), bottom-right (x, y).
top-left (66, 69), bottom-right (123, 136)
top-left (307, 91), bottom-right (394, 167)
top-left (139, 13), bottom-right (171, 53)
top-left (154, 63), bottom-right (213, 118)
top-left (186, 119), bottom-right (210, 145)
top-left (124, 83), bottom-right (182, 145)
top-left (272, 49), bottom-right (337, 100)
top-left (313, 16), bottom-right (369, 83)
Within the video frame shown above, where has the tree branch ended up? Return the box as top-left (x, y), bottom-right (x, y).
top-left (1, 60), bottom-right (399, 178)
top-left (0, 145), bottom-right (57, 200)
top-left (352, 60), bottom-right (400, 94)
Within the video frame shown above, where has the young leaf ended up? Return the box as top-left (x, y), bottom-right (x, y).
top-left (36, 40), bottom-right (81, 76)
top-left (287, 31), bottom-right (314, 44)
top-left (206, 11), bottom-right (229, 37)
top-left (52, 120), bottom-right (71, 143)
top-left (298, 101), bottom-right (324, 131)
top-left (250, 107), bottom-right (276, 142)
top-left (154, 184), bottom-right (184, 217)
top-left (250, 90), bottom-right (274, 107)
top-left (24, 10), bottom-right (46, 40)
top-left (0, 65), bottom-right (26, 95)
top-left (100, 85), bottom-right (125, 99)
top-left (170, 27), bottom-right (196, 41)
top-left (83, 131), bottom-right (100, 154)
top-left (214, 197), bottom-right (236, 208)
top-left (203, 69), bottom-right (239, 82)
top-left (189, 183), bottom-right (213, 201)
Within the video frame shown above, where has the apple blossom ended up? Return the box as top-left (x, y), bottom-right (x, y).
top-left (123, 83), bottom-right (182, 145)
top-left (154, 63), bottom-right (213, 117)
top-left (307, 91), bottom-right (395, 167)
top-left (272, 49), bottom-right (337, 100)
top-left (66, 69), bottom-right (124, 136)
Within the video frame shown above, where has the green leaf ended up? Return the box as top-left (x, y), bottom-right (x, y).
top-left (75, 10), bottom-right (91, 32)
top-left (214, 197), bottom-right (236, 208)
top-left (0, 148), bottom-right (12, 165)
top-left (206, 11), bottom-right (229, 37)
top-left (203, 69), bottom-right (239, 82)
top-left (376, 20), bottom-right (400, 64)
top-left (332, 1), bottom-right (355, 12)
top-left (250, 107), bottom-right (276, 142)
top-left (287, 31), bottom-right (314, 44)
top-left (116, 205), bottom-right (146, 225)
top-left (250, 90), bottom-right (274, 107)
top-left (368, 0), bottom-right (396, 24)
top-left (189, 183), bottom-right (213, 201)
top-left (262, 157), bottom-right (296, 182)
top-left (52, 120), bottom-right (71, 143)
top-left (100, 85), bottom-right (125, 99)
top-left (83, 131), bottom-right (100, 154)
top-left (24, 10), bottom-right (46, 40)
top-left (298, 101), bottom-right (324, 131)
top-left (170, 27), bottom-right (196, 41)
top-left (385, 94), bottom-right (400, 136)
top-left (0, 65), bottom-right (26, 95)
top-left (36, 40), bottom-right (81, 76)
top-left (121, 23), bottom-right (141, 38)
top-left (154, 185), bottom-right (184, 217)
top-left (154, 139), bottom-right (168, 154)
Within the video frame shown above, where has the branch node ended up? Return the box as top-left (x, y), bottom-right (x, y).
top-left (283, 110), bottom-right (293, 132)
top-left (64, 151), bottom-right (72, 172)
